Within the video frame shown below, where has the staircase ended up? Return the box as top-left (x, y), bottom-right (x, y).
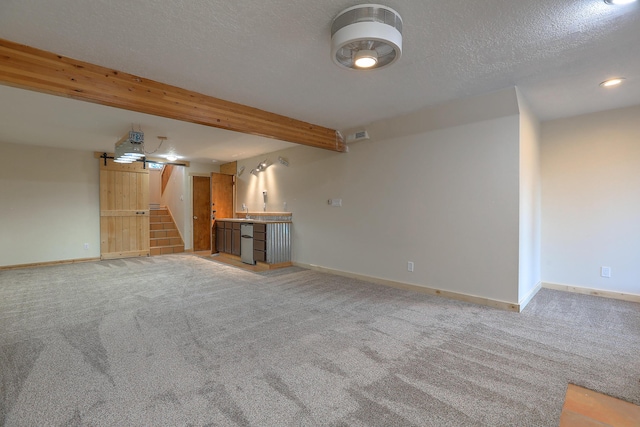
top-left (149, 207), bottom-right (185, 256)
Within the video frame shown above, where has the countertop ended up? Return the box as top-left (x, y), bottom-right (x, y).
top-left (216, 218), bottom-right (292, 224)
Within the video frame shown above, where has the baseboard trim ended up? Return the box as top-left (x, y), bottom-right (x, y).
top-left (518, 281), bottom-right (542, 311)
top-left (0, 257), bottom-right (101, 271)
top-left (293, 262), bottom-right (520, 312)
top-left (542, 282), bottom-right (640, 303)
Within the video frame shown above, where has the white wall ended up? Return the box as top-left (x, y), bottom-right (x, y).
top-left (161, 165), bottom-right (187, 245)
top-left (0, 140), bottom-right (222, 265)
top-left (237, 89), bottom-right (523, 303)
top-left (541, 105), bottom-right (640, 295)
top-left (0, 142), bottom-right (100, 266)
top-left (517, 91), bottom-right (542, 305)
top-left (149, 169), bottom-right (161, 205)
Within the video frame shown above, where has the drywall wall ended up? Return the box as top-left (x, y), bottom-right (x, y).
top-left (0, 142), bottom-right (100, 266)
top-left (517, 90), bottom-right (542, 306)
top-left (149, 169), bottom-right (161, 205)
top-left (237, 89), bottom-right (522, 303)
top-left (541, 105), bottom-right (640, 295)
top-left (161, 166), bottom-right (187, 247)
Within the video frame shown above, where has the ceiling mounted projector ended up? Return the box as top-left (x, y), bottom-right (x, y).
top-left (331, 4), bottom-right (403, 70)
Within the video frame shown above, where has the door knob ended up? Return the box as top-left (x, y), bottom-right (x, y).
top-left (193, 216), bottom-right (198, 219)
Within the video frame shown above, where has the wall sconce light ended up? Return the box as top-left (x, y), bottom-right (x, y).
top-left (238, 165), bottom-right (245, 176)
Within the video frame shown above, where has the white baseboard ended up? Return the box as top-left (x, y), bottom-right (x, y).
top-left (294, 262), bottom-right (520, 312)
top-left (542, 282), bottom-right (640, 303)
top-left (518, 281), bottom-right (542, 311)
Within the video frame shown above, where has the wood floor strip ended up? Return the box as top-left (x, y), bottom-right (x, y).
top-left (560, 384), bottom-right (640, 427)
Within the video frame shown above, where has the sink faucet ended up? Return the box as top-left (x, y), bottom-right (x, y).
top-left (244, 206), bottom-right (250, 219)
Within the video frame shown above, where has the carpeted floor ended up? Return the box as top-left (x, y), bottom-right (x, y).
top-left (0, 254), bottom-right (638, 426)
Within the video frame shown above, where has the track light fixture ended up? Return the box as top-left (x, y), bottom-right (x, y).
top-left (251, 159), bottom-right (270, 175)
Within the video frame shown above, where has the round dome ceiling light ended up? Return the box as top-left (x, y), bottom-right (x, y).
top-left (331, 4), bottom-right (403, 71)
top-left (600, 77), bottom-right (626, 87)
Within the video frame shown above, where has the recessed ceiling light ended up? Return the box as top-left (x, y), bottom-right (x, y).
top-left (604, 0), bottom-right (637, 5)
top-left (166, 155), bottom-right (178, 162)
top-left (600, 77), bottom-right (626, 87)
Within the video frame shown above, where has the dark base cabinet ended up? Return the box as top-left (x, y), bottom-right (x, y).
top-left (232, 222), bottom-right (241, 256)
top-left (215, 221), bottom-right (224, 253)
top-left (224, 222), bottom-right (232, 254)
top-left (216, 220), bottom-right (242, 257)
top-left (215, 220), bottom-right (290, 265)
top-left (253, 223), bottom-right (266, 262)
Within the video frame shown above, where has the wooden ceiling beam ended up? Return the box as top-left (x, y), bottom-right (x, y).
top-left (0, 38), bottom-right (347, 152)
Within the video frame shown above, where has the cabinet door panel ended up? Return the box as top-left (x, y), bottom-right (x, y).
top-left (224, 229), bottom-right (232, 253)
top-left (232, 229), bottom-right (241, 255)
top-left (215, 221), bottom-right (225, 253)
top-left (254, 250), bottom-right (266, 262)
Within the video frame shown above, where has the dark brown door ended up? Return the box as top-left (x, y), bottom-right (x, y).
top-left (211, 172), bottom-right (234, 252)
top-left (193, 176), bottom-right (211, 252)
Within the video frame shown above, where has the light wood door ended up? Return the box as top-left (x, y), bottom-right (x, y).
top-left (211, 172), bottom-right (234, 253)
top-left (99, 159), bottom-right (150, 259)
top-left (192, 175), bottom-right (211, 252)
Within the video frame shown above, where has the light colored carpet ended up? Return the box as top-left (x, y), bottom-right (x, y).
top-left (0, 254), bottom-right (638, 426)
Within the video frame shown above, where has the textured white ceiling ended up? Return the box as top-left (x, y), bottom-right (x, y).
top-left (0, 0), bottom-right (638, 160)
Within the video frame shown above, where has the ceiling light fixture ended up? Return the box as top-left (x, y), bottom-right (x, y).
top-left (166, 155), bottom-right (178, 162)
top-left (331, 4), bottom-right (403, 71)
top-left (604, 0), bottom-right (637, 5)
top-left (114, 130), bottom-right (145, 163)
top-left (600, 77), bottom-right (626, 87)
top-left (354, 50), bottom-right (378, 68)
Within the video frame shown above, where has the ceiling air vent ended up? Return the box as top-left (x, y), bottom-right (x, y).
top-left (346, 130), bottom-right (370, 143)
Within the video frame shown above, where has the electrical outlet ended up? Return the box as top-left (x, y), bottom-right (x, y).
top-left (601, 266), bottom-right (611, 278)
top-left (408, 261), bottom-right (414, 272)
top-left (83, 243), bottom-right (89, 250)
